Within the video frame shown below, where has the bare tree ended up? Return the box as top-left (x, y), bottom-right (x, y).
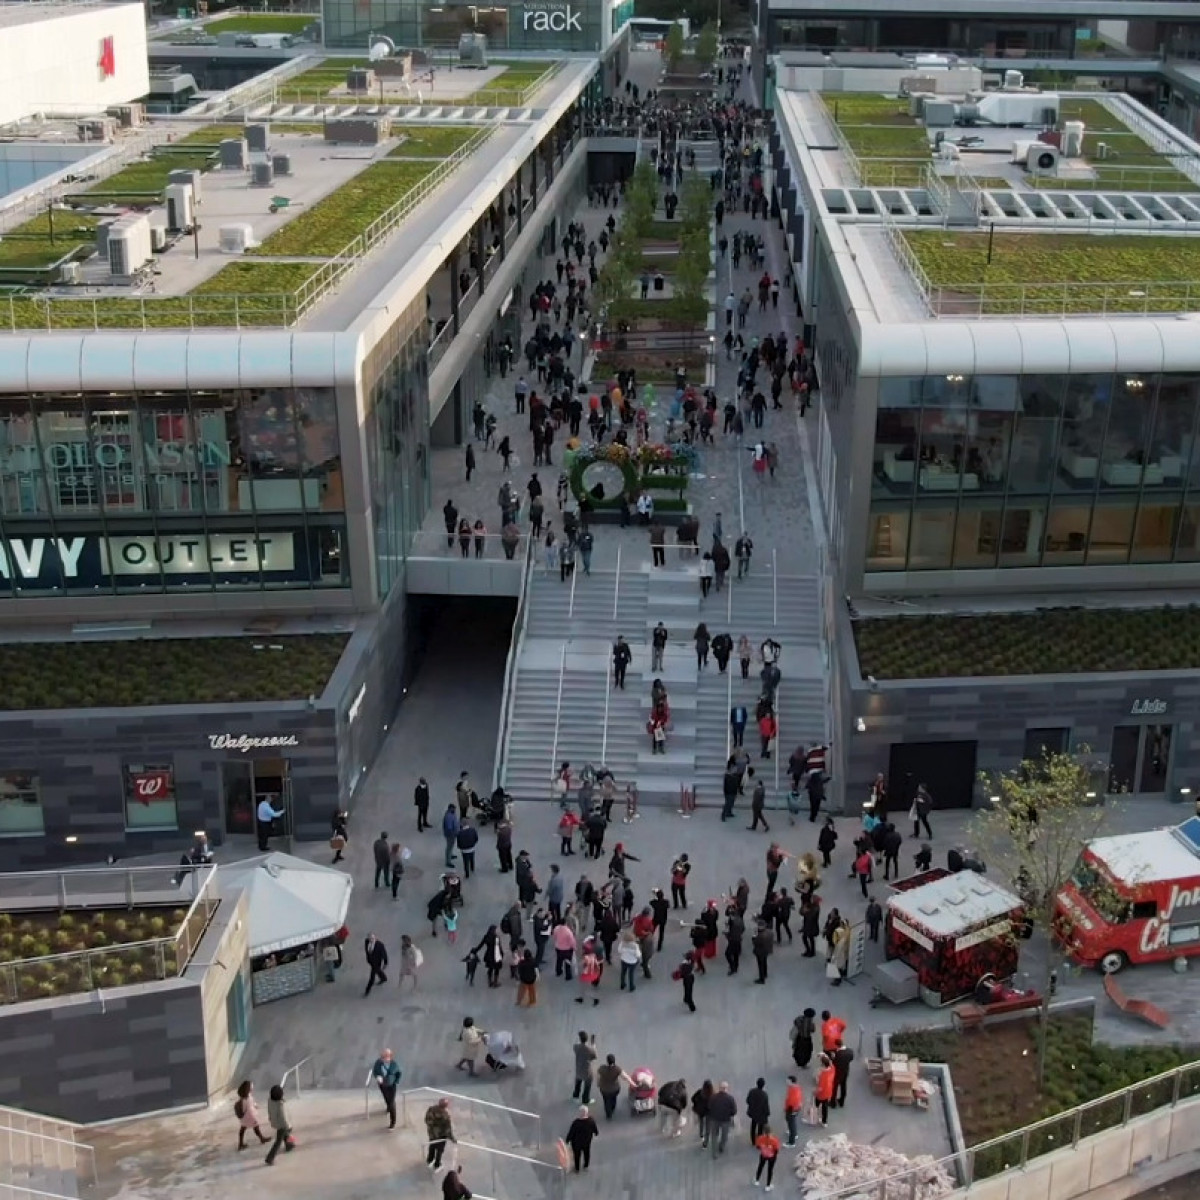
top-left (972, 747), bottom-right (1116, 1085)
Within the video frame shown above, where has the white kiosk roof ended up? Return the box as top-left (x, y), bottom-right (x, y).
top-left (888, 873), bottom-right (1021, 937)
top-left (217, 851), bottom-right (352, 956)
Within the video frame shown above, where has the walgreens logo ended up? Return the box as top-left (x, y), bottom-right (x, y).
top-left (208, 734), bottom-right (300, 754)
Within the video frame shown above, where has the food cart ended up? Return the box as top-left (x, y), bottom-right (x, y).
top-left (878, 871), bottom-right (1024, 1007)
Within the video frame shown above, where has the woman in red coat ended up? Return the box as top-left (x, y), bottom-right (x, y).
top-left (815, 1054), bottom-right (835, 1127)
top-left (758, 711), bottom-right (777, 759)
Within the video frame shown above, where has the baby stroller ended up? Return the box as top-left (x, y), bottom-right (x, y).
top-left (484, 1030), bottom-right (525, 1072)
top-left (473, 787), bottom-right (511, 827)
top-left (628, 1067), bottom-right (657, 1116)
top-left (441, 870), bottom-right (464, 907)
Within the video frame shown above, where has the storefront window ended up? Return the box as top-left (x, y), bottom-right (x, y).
top-left (123, 762), bottom-right (178, 831)
top-left (0, 772), bottom-right (43, 835)
top-left (866, 371), bottom-right (1200, 574)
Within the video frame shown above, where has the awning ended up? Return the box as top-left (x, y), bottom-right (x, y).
top-left (216, 852), bottom-right (352, 957)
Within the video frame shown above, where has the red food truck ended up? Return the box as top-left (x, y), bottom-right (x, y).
top-left (880, 871), bottom-right (1025, 1006)
top-left (1053, 817), bottom-right (1200, 974)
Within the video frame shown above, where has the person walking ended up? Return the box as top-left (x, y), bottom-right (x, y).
top-left (735, 533), bottom-right (753, 579)
top-left (515, 948), bottom-right (540, 1007)
top-left (676, 952), bottom-right (696, 1012)
top-left (754, 1126), bottom-right (782, 1191)
top-left (596, 1055), bottom-right (630, 1120)
top-left (818, 817), bottom-right (838, 867)
top-left (758, 709), bottom-right (777, 759)
top-left (455, 1017), bottom-right (486, 1074)
top-left (495, 816), bottom-right (515, 873)
top-left (650, 888), bottom-right (670, 951)
top-left (256, 794), bottom-right (284, 852)
top-left (724, 905), bottom-right (744, 974)
top-left (442, 805), bottom-right (460, 869)
top-left (658, 1078), bottom-right (688, 1137)
top-left (234, 1080), bottom-right (269, 1150)
top-left (806, 768), bottom-right (826, 822)
top-left (883, 822), bottom-right (903, 880)
top-left (749, 777), bottom-right (769, 832)
top-left (692, 1080), bottom-right (715, 1146)
top-left (612, 636), bottom-right (632, 690)
top-left (866, 896), bottom-right (883, 942)
top-left (745, 1078), bottom-right (771, 1146)
top-left (651, 622), bottom-right (668, 671)
top-left (670, 854), bottom-right (691, 908)
top-left (424, 1098), bottom-right (457, 1169)
top-left (730, 703), bottom-right (748, 750)
top-left (649, 521), bottom-right (666, 567)
top-left (572, 1031), bottom-right (598, 1103)
top-left (617, 929), bottom-right (642, 992)
top-left (552, 920), bottom-right (577, 979)
top-left (464, 443), bottom-right (476, 482)
top-left (371, 1048), bottom-right (402, 1129)
top-left (363, 933), bottom-right (388, 995)
top-left (456, 819), bottom-right (479, 880)
top-left (832, 1040), bottom-right (855, 1109)
top-left (707, 1082), bottom-right (737, 1158)
top-left (800, 898), bottom-right (820, 959)
top-left (398, 933), bottom-right (422, 990)
top-left (783, 1077), bottom-right (803, 1147)
top-left (751, 921), bottom-right (773, 984)
top-left (854, 847), bottom-right (872, 898)
top-left (565, 1106), bottom-right (599, 1172)
top-left (699, 553), bottom-right (715, 598)
top-left (912, 783), bottom-right (934, 839)
top-left (693, 622), bottom-right (710, 669)
top-left (815, 1056), bottom-right (835, 1126)
top-left (263, 1084), bottom-right (295, 1165)
top-left (414, 777), bottom-right (430, 831)
top-left (442, 1169), bottom-right (472, 1200)
top-left (371, 831), bottom-right (391, 889)
top-left (791, 1008), bottom-right (817, 1070)
top-left (738, 634), bottom-right (753, 679)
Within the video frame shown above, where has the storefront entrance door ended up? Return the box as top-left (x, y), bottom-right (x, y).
top-left (1108, 724), bottom-right (1173, 796)
top-left (222, 758), bottom-right (293, 837)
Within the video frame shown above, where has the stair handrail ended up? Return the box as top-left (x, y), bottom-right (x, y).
top-left (279, 1054), bottom-right (314, 1098)
top-left (567, 542), bottom-right (579, 617)
top-left (0, 1106), bottom-right (96, 1188)
top-left (492, 532), bottom-right (535, 791)
top-left (601, 657), bottom-right (612, 765)
top-left (772, 547), bottom-right (778, 625)
top-left (547, 642), bottom-right (567, 798)
top-left (725, 651), bottom-right (734, 761)
top-left (612, 544), bottom-right (621, 620)
top-left (396, 1087), bottom-right (542, 1149)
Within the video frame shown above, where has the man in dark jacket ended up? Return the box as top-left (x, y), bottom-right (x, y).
top-left (363, 933), bottom-right (388, 995)
top-left (658, 1078), bottom-right (688, 1135)
top-left (807, 769), bottom-right (826, 822)
top-left (611, 636), bottom-right (632, 689)
top-left (414, 777), bottom-right (431, 831)
top-left (495, 818), bottom-right (514, 873)
top-left (706, 1083), bottom-right (738, 1157)
top-left (722, 762), bottom-right (741, 821)
top-left (650, 889), bottom-right (670, 951)
top-left (724, 907), bottom-right (744, 975)
top-left (745, 1078), bottom-right (771, 1144)
top-left (800, 899), bottom-right (821, 957)
top-left (564, 1105), bottom-right (599, 1172)
top-left (832, 1041), bottom-right (855, 1108)
top-left (751, 922), bottom-right (773, 983)
top-left (883, 823), bottom-right (903, 880)
top-left (456, 819), bottom-right (479, 879)
top-left (817, 818), bottom-right (838, 867)
top-left (373, 832), bottom-right (391, 888)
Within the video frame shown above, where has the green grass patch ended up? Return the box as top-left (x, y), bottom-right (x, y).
top-left (173, 122), bottom-right (325, 146)
top-left (69, 150), bottom-right (216, 205)
top-left (252, 160), bottom-right (436, 256)
top-left (388, 125), bottom-right (478, 158)
top-left (278, 59), bottom-right (552, 107)
top-left (0, 634), bottom-right (347, 709)
top-left (0, 211), bottom-right (100, 269)
top-left (853, 605), bottom-right (1200, 678)
top-left (890, 1014), bottom-right (1200, 1157)
top-left (204, 13), bottom-right (315, 34)
top-left (822, 93), bottom-right (931, 164)
top-left (903, 230), bottom-right (1200, 314)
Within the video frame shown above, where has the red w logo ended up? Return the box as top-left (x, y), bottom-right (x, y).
top-left (132, 771), bottom-right (171, 804)
top-left (98, 36), bottom-right (116, 79)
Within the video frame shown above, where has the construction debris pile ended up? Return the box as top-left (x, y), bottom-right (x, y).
top-left (795, 1133), bottom-right (956, 1200)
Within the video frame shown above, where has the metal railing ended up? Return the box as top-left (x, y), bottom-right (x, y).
top-left (0, 865), bottom-right (218, 1005)
top-left (493, 533), bottom-right (535, 792)
top-left (547, 643), bottom-right (567, 798)
top-left (279, 1055), bottom-right (315, 1099)
top-left (0, 1109), bottom-right (97, 1190)
top-left (818, 1057), bottom-right (1200, 1199)
top-left (187, 54), bottom-right (321, 120)
top-left (393, 1087), bottom-right (542, 1149)
top-left (600, 656), bottom-right (612, 765)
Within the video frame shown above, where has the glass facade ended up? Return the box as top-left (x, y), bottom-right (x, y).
top-left (0, 388), bottom-right (347, 595)
top-left (769, 15), bottom-right (1080, 56)
top-left (867, 372), bottom-right (1200, 572)
top-left (364, 298), bottom-right (431, 600)
top-left (324, 0), bottom-right (604, 51)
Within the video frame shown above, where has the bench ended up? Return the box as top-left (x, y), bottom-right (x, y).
top-left (1103, 973), bottom-right (1171, 1029)
top-left (951, 993), bottom-right (1042, 1032)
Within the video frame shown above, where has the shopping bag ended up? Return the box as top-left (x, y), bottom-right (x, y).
top-left (825, 960), bottom-right (840, 981)
top-left (801, 1101), bottom-right (821, 1126)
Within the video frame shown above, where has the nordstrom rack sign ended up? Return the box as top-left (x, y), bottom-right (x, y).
top-left (521, 0), bottom-right (585, 33)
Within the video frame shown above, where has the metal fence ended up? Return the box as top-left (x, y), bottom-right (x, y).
top-left (817, 1058), bottom-right (1200, 1199)
top-left (495, 537), bottom-right (536, 791)
top-left (0, 1103), bottom-right (97, 1193)
top-left (0, 865), bottom-right (219, 1005)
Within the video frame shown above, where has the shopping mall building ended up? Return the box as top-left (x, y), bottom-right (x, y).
top-left (0, 0), bottom-right (630, 866)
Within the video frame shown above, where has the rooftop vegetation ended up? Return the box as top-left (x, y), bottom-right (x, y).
top-left (279, 59), bottom-right (553, 106)
top-left (203, 13), bottom-right (316, 34)
top-left (388, 125), bottom-right (479, 158)
top-left (0, 634), bottom-right (347, 709)
top-left (903, 230), bottom-right (1200, 314)
top-left (853, 606), bottom-right (1200, 679)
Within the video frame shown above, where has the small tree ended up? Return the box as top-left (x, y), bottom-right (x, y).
top-left (973, 747), bottom-right (1115, 1086)
top-left (664, 22), bottom-right (685, 72)
top-left (695, 22), bottom-right (719, 67)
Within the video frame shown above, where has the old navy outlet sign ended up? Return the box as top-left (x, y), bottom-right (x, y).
top-left (0, 531), bottom-right (308, 590)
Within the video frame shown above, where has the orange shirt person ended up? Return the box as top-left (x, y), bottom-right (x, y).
top-left (821, 1010), bottom-right (846, 1052)
top-left (783, 1076), bottom-right (803, 1146)
top-left (815, 1057), bottom-right (836, 1126)
top-left (753, 1126), bottom-right (782, 1190)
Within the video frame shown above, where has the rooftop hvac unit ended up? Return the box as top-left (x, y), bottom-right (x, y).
top-left (220, 138), bottom-right (247, 169)
top-left (168, 168), bottom-right (202, 201)
top-left (246, 123), bottom-right (270, 153)
top-left (108, 224), bottom-right (151, 279)
top-left (458, 32), bottom-right (487, 68)
top-left (164, 183), bottom-right (194, 232)
top-left (347, 68), bottom-right (374, 92)
top-left (219, 223), bottom-right (256, 253)
top-left (95, 221), bottom-right (114, 257)
top-left (923, 100), bottom-right (956, 127)
top-left (908, 92), bottom-right (930, 117)
top-left (1011, 139), bottom-right (1038, 164)
top-left (108, 104), bottom-right (146, 128)
top-left (937, 141), bottom-right (961, 162)
top-left (1003, 69), bottom-right (1025, 90)
top-left (77, 118), bottom-right (114, 143)
top-left (271, 154), bottom-right (292, 177)
top-left (1097, 141), bottom-right (1110, 160)
top-left (59, 262), bottom-right (81, 285)
top-left (1027, 144), bottom-right (1060, 176)
top-left (150, 226), bottom-right (167, 251)
top-left (1062, 120), bottom-right (1085, 158)
top-left (250, 160), bottom-right (275, 187)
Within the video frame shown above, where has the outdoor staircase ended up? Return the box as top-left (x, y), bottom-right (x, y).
top-left (684, 135), bottom-right (722, 177)
top-left (502, 561), bottom-right (828, 807)
top-left (0, 1105), bottom-right (93, 1200)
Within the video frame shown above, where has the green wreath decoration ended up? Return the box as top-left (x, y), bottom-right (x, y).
top-left (569, 444), bottom-right (640, 508)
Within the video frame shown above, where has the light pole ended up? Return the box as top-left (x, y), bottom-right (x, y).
top-left (708, 334), bottom-right (715, 378)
